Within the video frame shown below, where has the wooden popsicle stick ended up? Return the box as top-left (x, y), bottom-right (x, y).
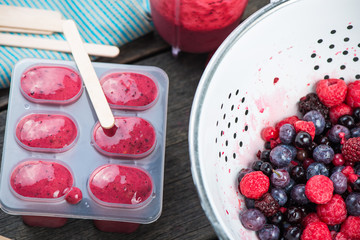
top-left (62, 20), bottom-right (115, 129)
top-left (0, 27), bottom-right (52, 35)
top-left (0, 5), bottom-right (62, 33)
top-left (0, 33), bottom-right (120, 58)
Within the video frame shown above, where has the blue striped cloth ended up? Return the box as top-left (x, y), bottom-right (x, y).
top-left (0, 0), bottom-right (153, 88)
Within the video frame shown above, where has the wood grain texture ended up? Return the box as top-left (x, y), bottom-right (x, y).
top-left (0, 0), bottom-right (269, 239)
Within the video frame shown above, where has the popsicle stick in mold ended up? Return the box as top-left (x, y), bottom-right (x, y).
top-left (62, 20), bottom-right (115, 129)
top-left (0, 5), bottom-right (62, 34)
top-left (0, 33), bottom-right (120, 58)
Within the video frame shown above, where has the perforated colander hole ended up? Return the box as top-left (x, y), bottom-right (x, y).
top-left (215, 89), bottom-right (248, 163)
top-left (313, 24), bottom-right (360, 80)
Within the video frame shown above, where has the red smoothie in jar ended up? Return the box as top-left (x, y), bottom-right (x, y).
top-left (93, 116), bottom-right (156, 158)
top-left (150, 0), bottom-right (248, 53)
top-left (15, 113), bottom-right (78, 152)
top-left (100, 72), bottom-right (158, 110)
top-left (20, 66), bottom-right (82, 104)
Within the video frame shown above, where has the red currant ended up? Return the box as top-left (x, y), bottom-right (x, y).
top-left (332, 153), bottom-right (345, 166)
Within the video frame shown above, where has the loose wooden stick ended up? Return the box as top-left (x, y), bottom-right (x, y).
top-left (0, 33), bottom-right (120, 57)
top-left (62, 20), bottom-right (115, 129)
top-left (0, 27), bottom-right (52, 35)
top-left (0, 5), bottom-right (62, 33)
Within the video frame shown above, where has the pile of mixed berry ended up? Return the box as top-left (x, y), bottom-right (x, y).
top-left (237, 78), bottom-right (360, 240)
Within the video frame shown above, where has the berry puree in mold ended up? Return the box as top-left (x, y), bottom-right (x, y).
top-left (93, 116), bottom-right (156, 157)
top-left (150, 0), bottom-right (248, 53)
top-left (100, 72), bottom-right (158, 110)
top-left (20, 66), bottom-right (82, 103)
top-left (10, 160), bottom-right (73, 199)
top-left (89, 164), bottom-right (153, 205)
top-left (15, 113), bottom-right (78, 151)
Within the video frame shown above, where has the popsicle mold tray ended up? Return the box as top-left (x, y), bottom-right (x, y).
top-left (0, 58), bottom-right (169, 224)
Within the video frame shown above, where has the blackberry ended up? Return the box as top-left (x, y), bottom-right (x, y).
top-left (254, 193), bottom-right (280, 217)
top-left (298, 93), bottom-right (329, 119)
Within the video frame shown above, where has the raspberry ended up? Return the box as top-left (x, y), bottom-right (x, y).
top-left (341, 166), bottom-right (355, 177)
top-left (261, 126), bottom-right (279, 141)
top-left (349, 173), bottom-right (359, 183)
top-left (329, 103), bottom-right (353, 124)
top-left (346, 80), bottom-right (360, 108)
top-left (335, 232), bottom-right (349, 240)
top-left (316, 79), bottom-right (347, 107)
top-left (294, 121), bottom-right (316, 140)
top-left (305, 175), bottom-right (334, 204)
top-left (340, 216), bottom-right (360, 240)
top-left (239, 171), bottom-right (269, 199)
top-left (301, 221), bottom-right (332, 240)
top-left (275, 115), bottom-right (299, 130)
top-left (316, 194), bottom-right (347, 225)
top-left (298, 93), bottom-right (329, 118)
top-left (301, 212), bottom-right (321, 228)
top-left (254, 192), bottom-right (279, 217)
top-left (342, 137), bottom-right (360, 162)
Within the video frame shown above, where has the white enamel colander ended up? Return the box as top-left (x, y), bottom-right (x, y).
top-left (189, 0), bottom-right (360, 239)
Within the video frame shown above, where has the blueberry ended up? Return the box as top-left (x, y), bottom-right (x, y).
top-left (252, 160), bottom-right (264, 171)
top-left (283, 226), bottom-right (302, 240)
top-left (315, 135), bottom-right (330, 146)
top-left (245, 197), bottom-right (255, 209)
top-left (351, 127), bottom-right (360, 138)
top-left (271, 169), bottom-right (290, 188)
top-left (270, 211), bottom-right (283, 224)
top-left (284, 178), bottom-right (296, 193)
top-left (282, 144), bottom-right (297, 160)
top-left (338, 115), bottom-right (356, 129)
top-left (351, 178), bottom-right (360, 192)
top-left (290, 165), bottom-right (306, 183)
top-left (328, 124), bottom-right (350, 143)
top-left (290, 184), bottom-right (309, 205)
top-left (346, 193), bottom-right (360, 216)
top-left (331, 166), bottom-right (345, 175)
top-left (294, 131), bottom-right (312, 148)
top-left (355, 164), bottom-right (360, 175)
top-left (270, 145), bottom-right (294, 168)
top-left (330, 171), bottom-right (347, 194)
top-left (260, 150), bottom-right (271, 161)
top-left (260, 162), bottom-right (273, 176)
top-left (271, 188), bottom-right (288, 206)
top-left (286, 206), bottom-right (304, 224)
top-left (239, 208), bottom-right (266, 231)
top-left (258, 224), bottom-right (280, 240)
top-left (328, 224), bottom-right (341, 232)
top-left (303, 110), bottom-right (326, 135)
top-left (306, 162), bottom-right (329, 179)
top-left (279, 124), bottom-right (296, 144)
top-left (312, 144), bottom-right (334, 164)
top-left (354, 107), bottom-right (360, 122)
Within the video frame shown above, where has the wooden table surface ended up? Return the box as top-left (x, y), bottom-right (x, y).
top-left (0, 1), bottom-right (268, 239)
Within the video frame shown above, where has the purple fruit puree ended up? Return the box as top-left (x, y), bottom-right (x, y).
top-left (20, 66), bottom-right (82, 103)
top-left (150, 0), bottom-right (248, 53)
top-left (15, 114), bottom-right (78, 151)
top-left (10, 160), bottom-right (73, 199)
top-left (100, 72), bottom-right (158, 109)
top-left (89, 164), bottom-right (153, 205)
top-left (93, 116), bottom-right (156, 157)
